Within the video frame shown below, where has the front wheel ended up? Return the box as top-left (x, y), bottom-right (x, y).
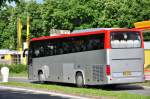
top-left (76, 73), bottom-right (84, 87)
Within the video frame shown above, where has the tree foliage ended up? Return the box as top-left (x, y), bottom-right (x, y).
top-left (0, 0), bottom-right (150, 49)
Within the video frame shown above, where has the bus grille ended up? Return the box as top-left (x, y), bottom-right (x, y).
top-left (93, 65), bottom-right (104, 81)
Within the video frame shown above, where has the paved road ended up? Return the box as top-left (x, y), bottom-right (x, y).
top-left (2, 77), bottom-right (150, 96)
top-left (0, 89), bottom-right (69, 99)
top-left (100, 84), bottom-right (150, 96)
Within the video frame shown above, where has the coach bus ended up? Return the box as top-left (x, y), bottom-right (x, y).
top-left (27, 28), bottom-right (145, 87)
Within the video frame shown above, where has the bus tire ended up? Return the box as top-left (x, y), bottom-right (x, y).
top-left (76, 72), bottom-right (84, 87)
top-left (38, 71), bottom-right (45, 84)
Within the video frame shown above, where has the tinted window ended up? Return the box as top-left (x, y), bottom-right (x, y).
top-left (30, 33), bottom-right (104, 58)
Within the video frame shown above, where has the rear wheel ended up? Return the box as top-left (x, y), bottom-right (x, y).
top-left (38, 71), bottom-right (45, 84)
top-left (76, 73), bottom-right (84, 87)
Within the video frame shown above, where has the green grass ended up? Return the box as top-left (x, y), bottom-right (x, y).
top-left (0, 82), bottom-right (150, 99)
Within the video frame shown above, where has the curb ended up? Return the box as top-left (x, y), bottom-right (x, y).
top-left (0, 77), bottom-right (28, 79)
top-left (0, 85), bottom-right (89, 99)
top-left (8, 77), bottom-right (28, 79)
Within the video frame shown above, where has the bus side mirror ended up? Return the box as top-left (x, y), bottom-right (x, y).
top-left (23, 49), bottom-right (28, 57)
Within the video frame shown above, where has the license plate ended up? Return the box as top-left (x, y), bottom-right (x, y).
top-left (123, 71), bottom-right (131, 76)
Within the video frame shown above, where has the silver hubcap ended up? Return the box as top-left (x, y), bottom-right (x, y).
top-left (39, 73), bottom-right (45, 81)
top-left (77, 75), bottom-right (83, 85)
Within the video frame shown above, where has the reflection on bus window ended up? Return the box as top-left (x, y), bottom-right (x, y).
top-left (35, 49), bottom-right (40, 57)
top-left (111, 32), bottom-right (141, 48)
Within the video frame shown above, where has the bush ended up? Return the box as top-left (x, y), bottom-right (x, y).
top-left (0, 64), bottom-right (27, 73)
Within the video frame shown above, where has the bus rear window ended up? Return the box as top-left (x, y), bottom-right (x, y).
top-left (111, 32), bottom-right (141, 48)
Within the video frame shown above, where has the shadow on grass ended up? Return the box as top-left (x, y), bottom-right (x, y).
top-left (31, 81), bottom-right (144, 91)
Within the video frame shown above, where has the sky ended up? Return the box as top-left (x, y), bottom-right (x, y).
top-left (36, 0), bottom-right (43, 4)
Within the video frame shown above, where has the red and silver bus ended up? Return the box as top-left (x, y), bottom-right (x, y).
top-left (28, 28), bottom-right (145, 87)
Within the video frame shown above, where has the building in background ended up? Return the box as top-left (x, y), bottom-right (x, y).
top-left (0, 49), bottom-right (21, 65)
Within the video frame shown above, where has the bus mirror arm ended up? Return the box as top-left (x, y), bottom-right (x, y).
top-left (23, 49), bottom-right (28, 57)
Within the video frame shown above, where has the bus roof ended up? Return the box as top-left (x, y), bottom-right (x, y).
top-left (31, 28), bottom-right (140, 42)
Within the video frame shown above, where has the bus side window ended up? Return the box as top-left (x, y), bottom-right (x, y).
top-left (70, 40), bottom-right (76, 53)
top-left (58, 48), bottom-right (63, 54)
top-left (31, 49), bottom-right (35, 58)
top-left (92, 39), bottom-right (100, 50)
top-left (29, 44), bottom-right (34, 58)
top-left (32, 42), bottom-right (41, 58)
top-left (87, 34), bottom-right (104, 51)
top-left (45, 40), bottom-right (55, 56)
top-left (81, 40), bottom-right (86, 51)
top-left (56, 42), bottom-right (63, 55)
top-left (39, 46), bottom-right (44, 57)
top-left (99, 34), bottom-right (104, 49)
top-left (62, 42), bottom-right (67, 54)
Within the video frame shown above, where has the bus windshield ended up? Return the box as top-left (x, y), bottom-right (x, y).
top-left (111, 31), bottom-right (141, 48)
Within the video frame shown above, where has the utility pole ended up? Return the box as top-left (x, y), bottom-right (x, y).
top-left (17, 17), bottom-right (22, 64)
top-left (24, 0), bottom-right (30, 65)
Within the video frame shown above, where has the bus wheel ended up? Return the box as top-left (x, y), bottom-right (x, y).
top-left (38, 71), bottom-right (45, 84)
top-left (76, 73), bottom-right (84, 87)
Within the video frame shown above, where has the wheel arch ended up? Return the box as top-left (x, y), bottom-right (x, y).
top-left (38, 69), bottom-right (43, 75)
top-left (75, 70), bottom-right (86, 85)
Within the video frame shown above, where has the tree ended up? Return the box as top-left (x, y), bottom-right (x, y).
top-left (0, 5), bottom-right (17, 49)
top-left (0, 0), bottom-right (150, 49)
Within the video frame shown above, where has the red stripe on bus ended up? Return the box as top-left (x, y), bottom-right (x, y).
top-left (140, 31), bottom-right (144, 48)
top-left (31, 28), bottom-right (139, 42)
top-left (31, 30), bottom-right (106, 41)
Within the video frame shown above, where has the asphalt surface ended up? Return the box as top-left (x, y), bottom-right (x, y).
top-left (1, 77), bottom-right (150, 96)
top-left (101, 84), bottom-right (150, 96)
top-left (0, 89), bottom-right (69, 99)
